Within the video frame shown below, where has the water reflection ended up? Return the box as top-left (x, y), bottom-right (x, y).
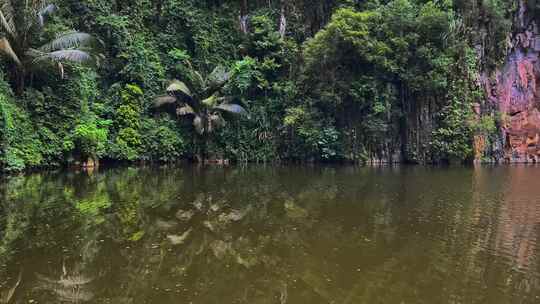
top-left (1, 166), bottom-right (540, 303)
top-left (495, 167), bottom-right (540, 269)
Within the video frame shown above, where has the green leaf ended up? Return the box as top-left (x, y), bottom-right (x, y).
top-left (0, 1), bottom-right (16, 37)
top-left (129, 231), bottom-right (145, 242)
top-left (176, 104), bottom-right (195, 116)
top-left (202, 94), bottom-right (219, 107)
top-left (153, 95), bottom-right (177, 108)
top-left (167, 80), bottom-right (192, 98)
top-left (207, 65), bottom-right (231, 88)
top-left (39, 31), bottom-right (97, 52)
top-left (32, 49), bottom-right (93, 64)
top-left (38, 4), bottom-right (57, 27)
top-left (214, 103), bottom-right (248, 116)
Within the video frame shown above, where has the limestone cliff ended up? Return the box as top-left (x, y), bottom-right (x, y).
top-left (485, 0), bottom-right (540, 163)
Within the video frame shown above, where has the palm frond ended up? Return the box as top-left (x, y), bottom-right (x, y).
top-left (34, 49), bottom-right (93, 64)
top-left (207, 65), bottom-right (231, 88)
top-left (177, 104), bottom-right (195, 116)
top-left (214, 103), bottom-right (248, 116)
top-left (39, 31), bottom-right (96, 52)
top-left (167, 228), bottom-right (192, 245)
top-left (167, 79), bottom-right (192, 98)
top-left (35, 273), bottom-right (94, 302)
top-left (0, 37), bottom-right (21, 66)
top-left (202, 94), bottom-right (219, 107)
top-left (38, 3), bottom-right (57, 27)
top-left (192, 70), bottom-right (206, 89)
top-left (0, 0), bottom-right (16, 38)
top-left (153, 95), bottom-right (177, 108)
top-left (57, 62), bottom-right (64, 78)
top-left (0, 268), bottom-right (22, 304)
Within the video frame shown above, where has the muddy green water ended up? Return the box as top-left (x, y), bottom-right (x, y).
top-left (1, 165), bottom-right (540, 303)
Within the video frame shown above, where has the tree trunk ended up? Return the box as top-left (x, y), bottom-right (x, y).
top-left (198, 113), bottom-right (210, 163)
top-left (154, 0), bottom-right (162, 25)
top-left (203, 134), bottom-right (209, 163)
top-left (239, 0), bottom-right (249, 33)
top-left (195, 134), bottom-right (209, 163)
top-left (15, 67), bottom-right (25, 96)
top-left (279, 0), bottom-right (287, 39)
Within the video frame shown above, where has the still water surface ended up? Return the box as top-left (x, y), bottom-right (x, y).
top-left (1, 165), bottom-right (540, 303)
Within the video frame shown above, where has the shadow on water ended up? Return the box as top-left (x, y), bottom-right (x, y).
top-left (1, 165), bottom-right (540, 303)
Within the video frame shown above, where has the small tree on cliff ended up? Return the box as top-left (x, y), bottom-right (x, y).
top-left (154, 65), bottom-right (248, 161)
top-left (0, 0), bottom-right (102, 94)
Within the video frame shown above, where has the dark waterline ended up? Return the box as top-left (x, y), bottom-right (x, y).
top-left (1, 165), bottom-right (540, 303)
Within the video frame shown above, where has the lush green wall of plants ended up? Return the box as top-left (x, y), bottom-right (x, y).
top-left (0, 0), bottom-right (517, 170)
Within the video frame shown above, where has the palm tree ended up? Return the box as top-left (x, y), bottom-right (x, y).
top-left (154, 65), bottom-right (248, 162)
top-left (35, 261), bottom-right (95, 303)
top-left (0, 0), bottom-right (101, 94)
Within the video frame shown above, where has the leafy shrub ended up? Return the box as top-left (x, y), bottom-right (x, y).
top-left (109, 84), bottom-right (144, 161)
top-left (71, 121), bottom-right (109, 159)
top-left (118, 34), bottom-right (166, 92)
top-left (141, 118), bottom-right (185, 162)
top-left (0, 77), bottom-right (44, 171)
top-left (283, 106), bottom-right (342, 161)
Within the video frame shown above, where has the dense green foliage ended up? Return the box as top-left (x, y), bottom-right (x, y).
top-left (0, 0), bottom-right (517, 170)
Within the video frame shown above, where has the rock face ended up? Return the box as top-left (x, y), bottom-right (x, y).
top-left (486, 1), bottom-right (540, 163)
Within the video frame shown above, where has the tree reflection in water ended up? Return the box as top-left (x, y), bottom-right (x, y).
top-left (1, 166), bottom-right (540, 303)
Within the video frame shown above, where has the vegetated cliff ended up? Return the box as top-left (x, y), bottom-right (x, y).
top-left (0, 0), bottom-right (529, 170)
top-left (483, 0), bottom-right (540, 163)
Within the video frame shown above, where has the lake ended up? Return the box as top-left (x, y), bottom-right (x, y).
top-left (1, 165), bottom-right (540, 303)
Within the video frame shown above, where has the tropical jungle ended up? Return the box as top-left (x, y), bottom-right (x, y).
top-left (0, 0), bottom-right (525, 171)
